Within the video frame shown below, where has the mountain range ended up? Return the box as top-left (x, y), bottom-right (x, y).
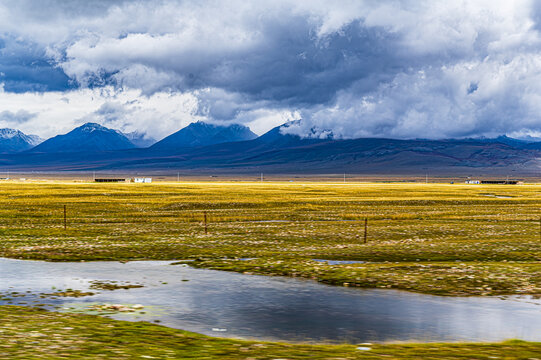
top-left (150, 121), bottom-right (257, 151)
top-left (13, 121), bottom-right (256, 154)
top-left (0, 121), bottom-right (539, 175)
top-left (0, 128), bottom-right (43, 153)
top-left (31, 123), bottom-right (136, 153)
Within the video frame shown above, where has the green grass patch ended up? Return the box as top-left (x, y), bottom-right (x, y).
top-left (1, 306), bottom-right (540, 359)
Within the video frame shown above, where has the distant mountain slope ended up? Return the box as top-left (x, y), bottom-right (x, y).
top-left (31, 123), bottom-right (135, 153)
top-left (523, 142), bottom-right (541, 150)
top-left (461, 135), bottom-right (541, 151)
top-left (491, 135), bottom-right (535, 148)
top-left (164, 122), bottom-right (328, 163)
top-left (150, 121), bottom-right (257, 151)
top-left (0, 128), bottom-right (43, 153)
top-left (1, 122), bottom-right (539, 175)
top-left (232, 137), bottom-right (534, 171)
top-left (99, 124), bottom-right (541, 174)
top-left (248, 121), bottom-right (328, 148)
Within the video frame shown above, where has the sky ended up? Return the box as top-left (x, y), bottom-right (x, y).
top-left (1, 0), bottom-right (541, 141)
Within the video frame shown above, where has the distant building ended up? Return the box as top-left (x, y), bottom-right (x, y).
top-left (465, 180), bottom-right (480, 184)
top-left (134, 177), bottom-right (152, 183)
top-left (480, 180), bottom-right (522, 185)
top-left (95, 178), bottom-right (127, 183)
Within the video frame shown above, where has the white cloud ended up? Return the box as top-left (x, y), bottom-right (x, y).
top-left (285, 53), bottom-right (541, 139)
top-left (0, 86), bottom-right (202, 139)
top-left (0, 85), bottom-right (291, 139)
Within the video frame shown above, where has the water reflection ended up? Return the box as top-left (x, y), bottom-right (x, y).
top-left (0, 258), bottom-right (539, 343)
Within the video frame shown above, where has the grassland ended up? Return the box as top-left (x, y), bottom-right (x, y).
top-left (1, 306), bottom-right (540, 359)
top-left (1, 181), bottom-right (540, 358)
top-left (0, 181), bottom-right (539, 296)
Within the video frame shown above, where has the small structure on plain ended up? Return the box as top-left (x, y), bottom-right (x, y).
top-left (95, 178), bottom-right (128, 183)
top-left (134, 178), bottom-right (152, 183)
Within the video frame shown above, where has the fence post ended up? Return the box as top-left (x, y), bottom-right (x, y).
top-left (204, 211), bottom-right (208, 234)
top-left (64, 205), bottom-right (67, 230)
top-left (364, 217), bottom-right (368, 244)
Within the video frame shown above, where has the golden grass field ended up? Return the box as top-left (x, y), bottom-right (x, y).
top-left (0, 180), bottom-right (539, 296)
top-left (1, 181), bottom-right (540, 359)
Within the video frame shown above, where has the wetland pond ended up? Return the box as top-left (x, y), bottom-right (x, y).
top-left (1, 258), bottom-right (540, 344)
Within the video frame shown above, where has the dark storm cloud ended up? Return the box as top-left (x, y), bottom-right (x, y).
top-left (60, 11), bottom-right (406, 106)
top-left (0, 0), bottom-right (540, 140)
top-left (196, 20), bottom-right (403, 106)
top-left (0, 36), bottom-right (72, 92)
top-left (180, 20), bottom-right (404, 110)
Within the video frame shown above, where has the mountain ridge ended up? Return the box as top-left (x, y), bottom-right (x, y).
top-left (0, 122), bottom-right (538, 175)
top-left (0, 128), bottom-right (43, 153)
top-left (30, 123), bottom-right (135, 153)
top-left (150, 121), bottom-right (258, 151)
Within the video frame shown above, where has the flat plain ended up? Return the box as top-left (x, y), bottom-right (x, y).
top-left (0, 181), bottom-right (540, 359)
top-left (0, 181), bottom-right (539, 296)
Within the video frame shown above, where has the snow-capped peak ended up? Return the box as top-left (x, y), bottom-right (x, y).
top-left (0, 128), bottom-right (23, 139)
top-left (77, 123), bottom-right (109, 133)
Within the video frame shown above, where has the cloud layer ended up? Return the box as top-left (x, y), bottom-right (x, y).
top-left (0, 0), bottom-right (541, 140)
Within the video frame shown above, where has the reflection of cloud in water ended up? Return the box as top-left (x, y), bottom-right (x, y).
top-left (1, 258), bottom-right (540, 343)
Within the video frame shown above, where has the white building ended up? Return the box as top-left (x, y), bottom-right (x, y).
top-left (134, 178), bottom-right (152, 183)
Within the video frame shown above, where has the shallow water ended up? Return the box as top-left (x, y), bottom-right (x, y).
top-left (1, 258), bottom-right (539, 343)
top-left (312, 259), bottom-right (365, 265)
